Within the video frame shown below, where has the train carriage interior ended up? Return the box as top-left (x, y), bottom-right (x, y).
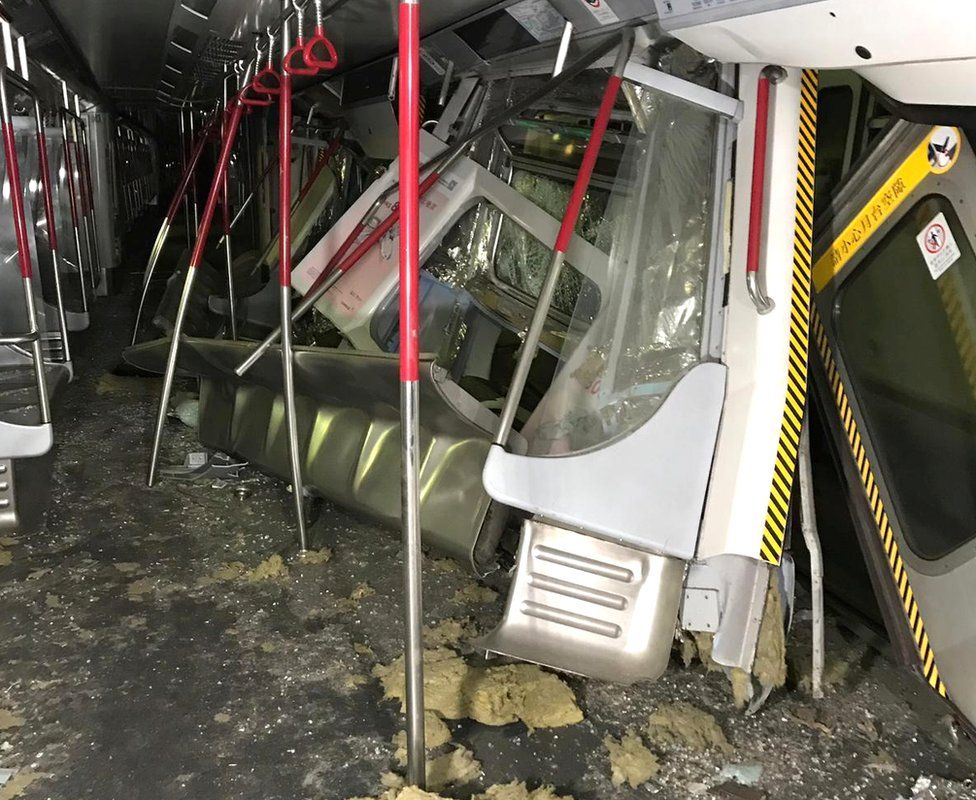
top-left (2, 1), bottom-right (976, 798)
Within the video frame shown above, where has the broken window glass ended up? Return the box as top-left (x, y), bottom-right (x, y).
top-left (522, 81), bottom-right (721, 456)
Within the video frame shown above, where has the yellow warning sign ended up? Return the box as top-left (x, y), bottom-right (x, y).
top-left (812, 126), bottom-right (962, 292)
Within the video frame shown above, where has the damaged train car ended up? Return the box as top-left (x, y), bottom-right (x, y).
top-left (1, 0), bottom-right (976, 797)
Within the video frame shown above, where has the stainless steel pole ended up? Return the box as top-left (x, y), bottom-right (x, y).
top-left (32, 98), bottom-right (71, 366)
top-left (399, 0), bottom-right (425, 787)
top-left (132, 106), bottom-right (221, 345)
top-left (279, 10), bottom-right (308, 550)
top-left (147, 80), bottom-right (251, 487)
top-left (553, 20), bottom-right (573, 77)
top-left (58, 97), bottom-right (90, 313)
top-left (187, 104), bottom-right (201, 234)
top-left (0, 66), bottom-right (51, 422)
top-left (69, 98), bottom-right (100, 292)
top-left (14, 50), bottom-right (72, 367)
top-left (76, 95), bottom-right (102, 289)
top-left (179, 107), bottom-right (192, 249)
top-left (222, 66), bottom-right (238, 341)
top-left (798, 420), bottom-right (825, 700)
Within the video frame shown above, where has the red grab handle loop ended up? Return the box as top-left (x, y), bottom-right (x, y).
top-left (284, 43), bottom-right (317, 77)
top-left (305, 0), bottom-right (338, 70)
top-left (239, 83), bottom-right (273, 108)
top-left (252, 67), bottom-right (282, 96)
top-left (304, 28), bottom-right (338, 71)
top-left (253, 31), bottom-right (282, 95)
top-left (284, 1), bottom-right (318, 76)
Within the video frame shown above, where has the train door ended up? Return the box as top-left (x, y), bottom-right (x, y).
top-left (812, 121), bottom-right (976, 724)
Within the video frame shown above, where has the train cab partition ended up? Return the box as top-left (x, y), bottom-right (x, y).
top-left (476, 54), bottom-right (741, 683)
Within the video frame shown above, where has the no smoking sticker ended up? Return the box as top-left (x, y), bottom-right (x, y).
top-left (916, 212), bottom-right (961, 280)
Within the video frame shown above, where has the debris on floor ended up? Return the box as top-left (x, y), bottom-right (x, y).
top-left (94, 372), bottom-right (161, 398)
top-left (603, 730), bottom-right (659, 787)
top-left (204, 554), bottom-right (290, 585)
top-left (351, 780), bottom-right (575, 800)
top-left (477, 782), bottom-right (574, 800)
top-left (424, 746), bottom-right (482, 791)
top-left (0, 712), bottom-right (23, 732)
top-left (646, 702), bottom-right (733, 754)
top-left (897, 775), bottom-right (975, 800)
top-left (716, 763), bottom-right (763, 786)
top-left (3, 291), bottom-right (974, 800)
top-left (392, 712), bottom-right (451, 765)
top-left (338, 582), bottom-right (377, 612)
top-left (751, 583), bottom-right (787, 692)
top-left (451, 581), bottom-right (498, 605)
top-left (429, 558), bottom-right (462, 574)
top-left (0, 769), bottom-right (45, 800)
top-left (708, 780), bottom-right (766, 800)
top-left (373, 648), bottom-right (582, 729)
top-left (298, 548), bottom-right (333, 565)
top-left (423, 619), bottom-right (473, 648)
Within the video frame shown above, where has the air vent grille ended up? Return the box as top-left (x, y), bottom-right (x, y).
top-left (193, 33), bottom-right (245, 84)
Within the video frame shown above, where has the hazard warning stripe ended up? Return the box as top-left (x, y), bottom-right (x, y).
top-left (937, 271), bottom-right (976, 401)
top-left (811, 309), bottom-right (947, 696)
top-left (759, 69), bottom-right (818, 566)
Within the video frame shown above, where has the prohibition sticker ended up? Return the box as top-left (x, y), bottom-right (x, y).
top-left (927, 127), bottom-right (961, 174)
top-left (579, 0), bottom-right (619, 24)
top-left (916, 212), bottom-right (961, 280)
top-left (813, 126), bottom-right (964, 291)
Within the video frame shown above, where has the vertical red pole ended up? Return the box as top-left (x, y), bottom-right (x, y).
top-left (399, 0), bottom-right (420, 384)
top-left (398, 0), bottom-right (426, 789)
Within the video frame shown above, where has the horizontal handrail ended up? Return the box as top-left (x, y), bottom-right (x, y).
top-left (0, 331), bottom-right (40, 346)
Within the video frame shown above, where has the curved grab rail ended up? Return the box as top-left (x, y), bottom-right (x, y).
top-left (746, 65), bottom-right (786, 315)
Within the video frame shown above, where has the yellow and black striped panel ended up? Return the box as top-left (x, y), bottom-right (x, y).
top-left (937, 271), bottom-right (976, 400)
top-left (759, 69), bottom-right (818, 566)
top-left (811, 309), bottom-right (947, 695)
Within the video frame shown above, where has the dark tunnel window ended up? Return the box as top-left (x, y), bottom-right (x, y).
top-left (837, 195), bottom-right (976, 561)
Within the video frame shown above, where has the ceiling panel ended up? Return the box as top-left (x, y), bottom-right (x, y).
top-left (12, 0), bottom-right (636, 104)
top-left (45, 0), bottom-right (178, 93)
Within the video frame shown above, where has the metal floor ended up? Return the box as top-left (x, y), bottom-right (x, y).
top-left (0, 217), bottom-right (973, 800)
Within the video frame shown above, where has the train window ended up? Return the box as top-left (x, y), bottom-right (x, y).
top-left (837, 195), bottom-right (976, 561)
top-left (371, 202), bottom-right (597, 358)
top-left (814, 84), bottom-right (854, 207)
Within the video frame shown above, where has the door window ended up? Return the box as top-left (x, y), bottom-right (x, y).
top-left (837, 195), bottom-right (976, 561)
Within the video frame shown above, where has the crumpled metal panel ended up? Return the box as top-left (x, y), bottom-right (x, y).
top-left (124, 337), bottom-right (513, 572)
